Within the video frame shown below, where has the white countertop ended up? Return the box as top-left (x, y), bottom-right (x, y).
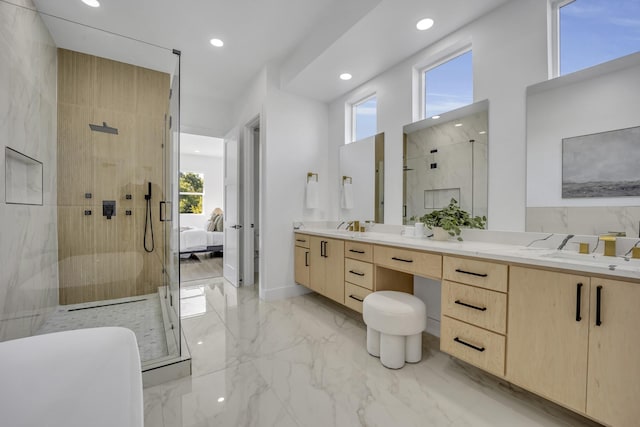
top-left (295, 227), bottom-right (640, 281)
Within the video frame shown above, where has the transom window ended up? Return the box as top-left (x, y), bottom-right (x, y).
top-left (423, 50), bottom-right (473, 119)
top-left (351, 94), bottom-right (377, 142)
top-left (179, 171), bottom-right (204, 214)
top-left (555, 0), bottom-right (640, 76)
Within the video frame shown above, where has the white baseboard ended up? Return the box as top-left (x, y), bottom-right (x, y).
top-left (260, 284), bottom-right (312, 301)
top-left (426, 316), bottom-right (440, 338)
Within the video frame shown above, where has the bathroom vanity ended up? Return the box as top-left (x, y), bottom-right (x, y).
top-left (293, 229), bottom-right (640, 427)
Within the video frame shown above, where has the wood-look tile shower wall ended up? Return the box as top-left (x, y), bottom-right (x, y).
top-left (57, 49), bottom-right (169, 305)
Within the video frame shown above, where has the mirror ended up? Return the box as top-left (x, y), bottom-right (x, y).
top-left (339, 132), bottom-right (384, 223)
top-left (402, 100), bottom-right (488, 225)
top-left (525, 56), bottom-right (640, 237)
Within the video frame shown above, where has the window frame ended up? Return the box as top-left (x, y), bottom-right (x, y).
top-left (550, 0), bottom-right (575, 78)
top-left (419, 47), bottom-right (473, 120)
top-left (350, 93), bottom-right (377, 143)
top-left (179, 171), bottom-right (205, 215)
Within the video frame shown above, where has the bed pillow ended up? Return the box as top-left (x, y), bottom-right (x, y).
top-left (213, 214), bottom-right (224, 231)
top-left (207, 213), bottom-right (218, 232)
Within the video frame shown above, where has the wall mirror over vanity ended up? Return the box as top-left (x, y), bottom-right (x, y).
top-left (403, 100), bottom-right (488, 226)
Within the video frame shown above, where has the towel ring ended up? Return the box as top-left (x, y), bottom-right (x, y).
top-left (342, 176), bottom-right (352, 185)
top-left (307, 172), bottom-right (318, 183)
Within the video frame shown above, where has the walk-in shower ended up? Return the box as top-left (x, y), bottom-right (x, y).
top-left (0, 0), bottom-right (185, 378)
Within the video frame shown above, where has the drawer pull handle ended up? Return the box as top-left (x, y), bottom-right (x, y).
top-left (391, 256), bottom-right (413, 263)
top-left (305, 251), bottom-right (309, 267)
top-left (349, 249), bottom-right (365, 254)
top-left (296, 239), bottom-right (306, 243)
top-left (454, 337), bottom-right (485, 352)
top-left (575, 282), bottom-right (582, 322)
top-left (455, 268), bottom-right (488, 278)
top-left (596, 285), bottom-right (603, 326)
top-left (348, 270), bottom-right (365, 277)
top-left (454, 300), bottom-right (487, 311)
top-left (349, 294), bottom-right (364, 302)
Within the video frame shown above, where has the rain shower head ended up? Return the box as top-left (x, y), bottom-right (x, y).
top-left (89, 122), bottom-right (118, 135)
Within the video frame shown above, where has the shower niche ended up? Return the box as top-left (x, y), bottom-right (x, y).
top-left (4, 147), bottom-right (43, 206)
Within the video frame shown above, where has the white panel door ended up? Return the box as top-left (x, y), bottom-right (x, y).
top-left (223, 128), bottom-right (240, 286)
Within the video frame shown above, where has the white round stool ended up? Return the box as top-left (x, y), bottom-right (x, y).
top-left (362, 291), bottom-right (426, 369)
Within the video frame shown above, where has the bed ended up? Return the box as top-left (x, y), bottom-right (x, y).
top-left (180, 227), bottom-right (224, 256)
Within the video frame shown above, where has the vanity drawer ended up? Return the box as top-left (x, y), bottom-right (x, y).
top-left (344, 282), bottom-right (372, 314)
top-left (345, 258), bottom-right (373, 290)
top-left (442, 280), bottom-right (507, 334)
top-left (441, 316), bottom-right (505, 378)
top-left (374, 245), bottom-right (442, 279)
top-left (443, 256), bottom-right (508, 293)
top-left (294, 233), bottom-right (310, 248)
top-left (345, 241), bottom-right (373, 262)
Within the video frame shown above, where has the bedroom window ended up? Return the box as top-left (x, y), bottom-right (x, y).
top-left (553, 0), bottom-right (640, 77)
top-left (179, 172), bottom-right (204, 214)
top-left (422, 49), bottom-right (473, 119)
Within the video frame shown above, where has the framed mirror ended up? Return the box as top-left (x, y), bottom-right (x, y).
top-left (339, 132), bottom-right (384, 223)
top-left (402, 100), bottom-right (488, 225)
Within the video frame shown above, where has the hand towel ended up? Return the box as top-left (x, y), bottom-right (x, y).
top-left (305, 180), bottom-right (319, 209)
top-left (341, 182), bottom-right (354, 209)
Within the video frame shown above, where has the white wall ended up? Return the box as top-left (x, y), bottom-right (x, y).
top-left (179, 154), bottom-right (224, 229)
top-left (328, 0), bottom-right (548, 231)
top-left (0, 0), bottom-right (58, 341)
top-left (527, 53), bottom-right (640, 208)
top-left (339, 136), bottom-right (375, 221)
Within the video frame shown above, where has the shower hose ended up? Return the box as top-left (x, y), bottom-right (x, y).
top-left (144, 191), bottom-right (154, 253)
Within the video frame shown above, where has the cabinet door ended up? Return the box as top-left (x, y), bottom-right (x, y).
top-left (323, 238), bottom-right (345, 304)
top-left (294, 245), bottom-right (310, 287)
top-left (309, 236), bottom-right (325, 294)
top-left (587, 278), bottom-right (640, 426)
top-left (507, 267), bottom-right (590, 413)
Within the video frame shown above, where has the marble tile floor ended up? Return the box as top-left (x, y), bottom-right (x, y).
top-left (37, 292), bottom-right (170, 362)
top-left (180, 253), bottom-right (224, 283)
top-left (145, 277), bottom-right (602, 427)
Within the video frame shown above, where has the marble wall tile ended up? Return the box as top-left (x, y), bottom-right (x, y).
top-left (0, 0), bottom-right (58, 341)
top-left (526, 207), bottom-right (569, 233)
top-left (527, 206), bottom-right (640, 237)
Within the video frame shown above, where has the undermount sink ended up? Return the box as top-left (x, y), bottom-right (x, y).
top-left (540, 251), bottom-right (640, 268)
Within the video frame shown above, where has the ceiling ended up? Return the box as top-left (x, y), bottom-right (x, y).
top-left (180, 133), bottom-right (224, 158)
top-left (32, 0), bottom-right (510, 135)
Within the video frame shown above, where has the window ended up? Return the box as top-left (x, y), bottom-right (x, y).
top-left (352, 95), bottom-right (377, 142)
top-left (556, 0), bottom-right (640, 76)
top-left (423, 50), bottom-right (473, 118)
top-left (179, 172), bottom-right (204, 214)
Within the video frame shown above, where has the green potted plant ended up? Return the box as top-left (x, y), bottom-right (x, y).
top-left (419, 198), bottom-right (486, 241)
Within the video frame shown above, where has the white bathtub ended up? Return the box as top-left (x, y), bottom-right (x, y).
top-left (0, 327), bottom-right (143, 427)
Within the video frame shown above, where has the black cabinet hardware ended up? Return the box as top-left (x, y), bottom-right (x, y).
top-left (296, 239), bottom-right (306, 243)
top-left (320, 241), bottom-right (327, 258)
top-left (349, 295), bottom-right (364, 302)
top-left (85, 193), bottom-right (92, 199)
top-left (391, 256), bottom-right (413, 263)
top-left (348, 270), bottom-right (365, 277)
top-left (125, 194), bottom-right (132, 200)
top-left (576, 283), bottom-right (583, 322)
top-left (454, 300), bottom-right (487, 311)
top-left (125, 210), bottom-right (132, 216)
top-left (454, 337), bottom-right (485, 352)
top-left (455, 269), bottom-right (488, 278)
top-left (304, 251), bottom-right (309, 267)
top-left (84, 210), bottom-right (92, 215)
top-left (596, 285), bottom-right (603, 326)
top-left (159, 201), bottom-right (166, 222)
top-left (349, 249), bottom-right (365, 254)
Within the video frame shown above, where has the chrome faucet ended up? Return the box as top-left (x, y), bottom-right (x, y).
top-left (557, 234), bottom-right (575, 250)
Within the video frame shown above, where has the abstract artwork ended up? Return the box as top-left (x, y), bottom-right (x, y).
top-left (562, 126), bottom-right (640, 198)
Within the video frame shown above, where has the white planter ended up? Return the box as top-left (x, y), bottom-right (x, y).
top-left (431, 227), bottom-right (451, 241)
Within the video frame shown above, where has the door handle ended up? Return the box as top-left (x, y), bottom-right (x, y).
top-left (305, 251), bottom-right (309, 267)
top-left (231, 224), bottom-right (243, 229)
top-left (575, 283), bottom-right (583, 322)
top-left (596, 285), bottom-right (603, 326)
top-left (159, 201), bottom-right (166, 222)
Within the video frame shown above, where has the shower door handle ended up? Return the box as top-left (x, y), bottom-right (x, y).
top-left (159, 201), bottom-right (166, 222)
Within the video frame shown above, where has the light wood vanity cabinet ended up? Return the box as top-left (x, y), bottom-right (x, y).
top-left (507, 267), bottom-right (590, 413)
top-left (309, 236), bottom-right (345, 304)
top-left (586, 278), bottom-right (640, 427)
top-left (294, 234), bottom-right (310, 287)
top-left (344, 242), bottom-right (374, 313)
top-left (374, 245), bottom-right (441, 279)
top-left (440, 256), bottom-right (508, 377)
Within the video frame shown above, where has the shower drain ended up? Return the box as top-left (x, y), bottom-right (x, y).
top-left (67, 298), bottom-right (147, 312)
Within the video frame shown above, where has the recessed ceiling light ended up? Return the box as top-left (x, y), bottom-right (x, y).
top-left (217, 397), bottom-right (225, 403)
top-left (416, 18), bottom-right (434, 31)
top-left (195, 150), bottom-right (200, 153)
top-left (82, 0), bottom-right (100, 7)
top-left (210, 38), bottom-right (224, 47)
top-left (431, 115), bottom-right (440, 120)
top-left (479, 131), bottom-right (487, 135)
top-left (197, 341), bottom-right (203, 345)
top-left (455, 123), bottom-right (462, 127)
top-left (339, 73), bottom-right (352, 81)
